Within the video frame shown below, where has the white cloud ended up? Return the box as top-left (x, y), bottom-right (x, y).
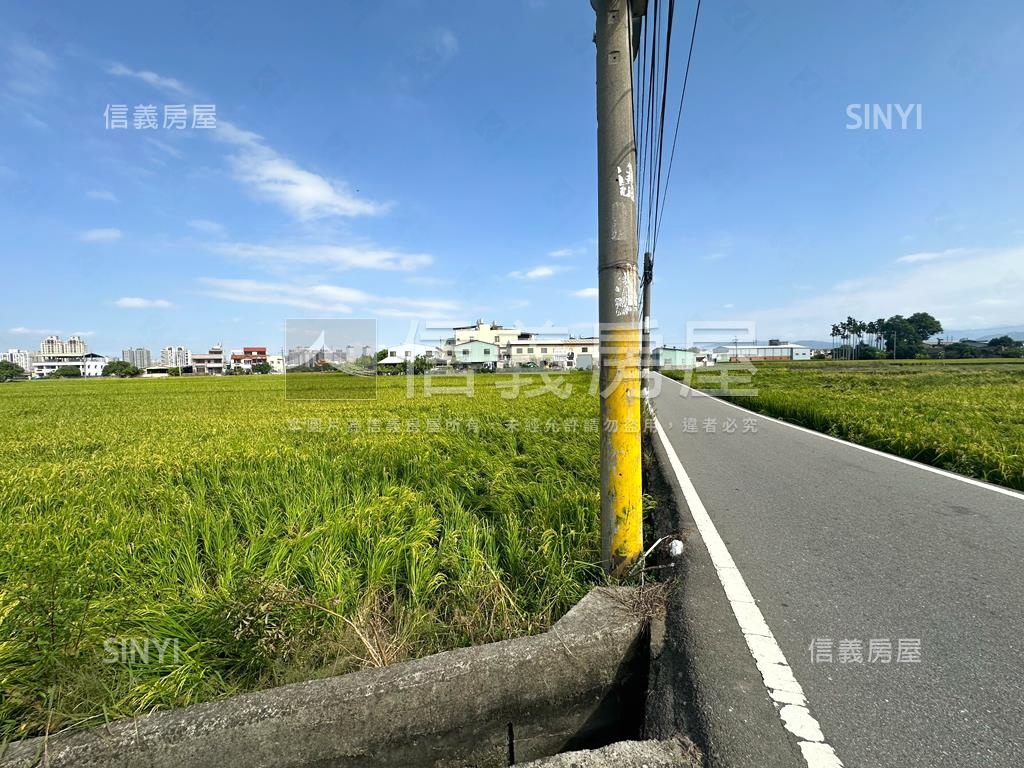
top-left (723, 303), bottom-right (735, 309)
top-left (572, 287), bottom-right (599, 298)
top-left (107, 63), bottom-right (191, 96)
top-left (549, 246), bottom-right (585, 259)
top-left (146, 137), bottom-right (184, 159)
top-left (87, 190), bottom-right (118, 202)
top-left (188, 219), bottom-right (225, 235)
top-left (80, 228), bottom-right (122, 242)
top-left (747, 246), bottom-right (1024, 338)
top-left (3, 43), bottom-right (56, 103)
top-left (115, 297), bottom-right (172, 309)
top-left (430, 28), bottom-right (459, 61)
top-left (22, 112), bottom-right (48, 131)
top-left (215, 120), bottom-right (389, 221)
top-left (211, 241), bottom-right (431, 272)
top-left (895, 248), bottom-right (969, 264)
top-left (509, 264), bottom-right (569, 280)
top-left (9, 326), bottom-right (59, 335)
top-left (200, 277), bottom-right (459, 317)
top-left (102, 66), bottom-right (388, 222)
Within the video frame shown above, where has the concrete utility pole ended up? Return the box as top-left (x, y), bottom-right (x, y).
top-left (593, 0), bottom-right (643, 576)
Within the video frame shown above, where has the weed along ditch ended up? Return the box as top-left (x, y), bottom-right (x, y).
top-left (0, 586), bottom-right (701, 768)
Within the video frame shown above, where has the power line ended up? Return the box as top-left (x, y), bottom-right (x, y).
top-left (652, 0), bottom-right (702, 253)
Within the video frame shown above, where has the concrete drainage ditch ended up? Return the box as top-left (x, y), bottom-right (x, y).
top-left (0, 586), bottom-right (701, 768)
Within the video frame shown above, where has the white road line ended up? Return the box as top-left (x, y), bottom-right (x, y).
top-left (655, 371), bottom-right (1024, 503)
top-left (653, 415), bottom-right (844, 768)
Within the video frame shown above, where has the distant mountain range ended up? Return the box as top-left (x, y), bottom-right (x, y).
top-left (931, 326), bottom-right (1024, 342)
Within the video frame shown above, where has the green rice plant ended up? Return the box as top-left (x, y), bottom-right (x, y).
top-left (0, 373), bottom-right (608, 740)
top-left (669, 360), bottom-right (1024, 489)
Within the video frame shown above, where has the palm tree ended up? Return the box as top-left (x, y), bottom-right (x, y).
top-left (865, 320), bottom-right (877, 354)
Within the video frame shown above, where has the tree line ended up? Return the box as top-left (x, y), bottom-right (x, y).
top-left (829, 313), bottom-right (942, 359)
top-left (828, 313), bottom-right (1023, 359)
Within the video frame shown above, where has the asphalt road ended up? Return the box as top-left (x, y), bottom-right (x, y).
top-left (650, 372), bottom-right (1024, 768)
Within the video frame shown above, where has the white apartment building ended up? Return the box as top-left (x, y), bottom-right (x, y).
top-left (121, 347), bottom-right (152, 369)
top-left (382, 343), bottom-right (446, 362)
top-left (33, 352), bottom-right (109, 377)
top-left (160, 346), bottom-right (192, 368)
top-left (3, 349), bottom-right (34, 370)
top-left (40, 335), bottom-right (87, 357)
top-left (504, 337), bottom-right (599, 369)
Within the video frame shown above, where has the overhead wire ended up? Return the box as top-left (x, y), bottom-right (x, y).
top-left (652, 0), bottom-right (702, 253)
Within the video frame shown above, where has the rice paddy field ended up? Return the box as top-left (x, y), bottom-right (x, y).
top-left (667, 360), bottom-right (1024, 490)
top-left (0, 373), bottom-right (604, 741)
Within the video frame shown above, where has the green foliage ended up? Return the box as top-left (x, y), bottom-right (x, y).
top-left (168, 367), bottom-right (181, 377)
top-left (0, 373), bottom-right (603, 739)
top-left (48, 366), bottom-right (81, 378)
top-left (829, 312), bottom-right (943, 360)
top-left (250, 361), bottom-right (273, 374)
top-left (102, 360), bottom-right (141, 378)
top-left (0, 361), bottom-right (25, 381)
top-left (988, 335), bottom-right (1016, 348)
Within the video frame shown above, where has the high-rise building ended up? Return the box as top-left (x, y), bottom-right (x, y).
top-left (3, 349), bottom-right (34, 370)
top-left (121, 347), bottom-right (152, 369)
top-left (160, 346), bottom-right (192, 368)
top-left (41, 335), bottom-right (87, 356)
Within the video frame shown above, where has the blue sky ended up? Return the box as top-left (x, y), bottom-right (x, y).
top-left (2, 0), bottom-right (1023, 356)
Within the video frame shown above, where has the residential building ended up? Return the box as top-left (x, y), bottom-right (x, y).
top-left (33, 352), bottom-right (109, 377)
top-left (452, 339), bottom-right (501, 369)
top-left (652, 346), bottom-right (697, 370)
top-left (267, 355), bottom-right (285, 374)
top-left (82, 353), bottom-right (109, 377)
top-left (504, 337), bottom-right (599, 369)
top-left (160, 346), bottom-right (192, 368)
top-left (444, 320), bottom-right (534, 364)
top-left (121, 347), bottom-right (152, 369)
top-left (381, 343), bottom-right (445, 363)
top-left (192, 345), bottom-right (225, 375)
top-left (3, 349), bottom-right (34, 370)
top-left (32, 335), bottom-right (108, 377)
top-left (712, 342), bottom-right (811, 362)
top-left (230, 346), bottom-right (268, 371)
top-left (41, 335), bottom-right (87, 357)
top-left (453, 320), bottom-right (530, 347)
